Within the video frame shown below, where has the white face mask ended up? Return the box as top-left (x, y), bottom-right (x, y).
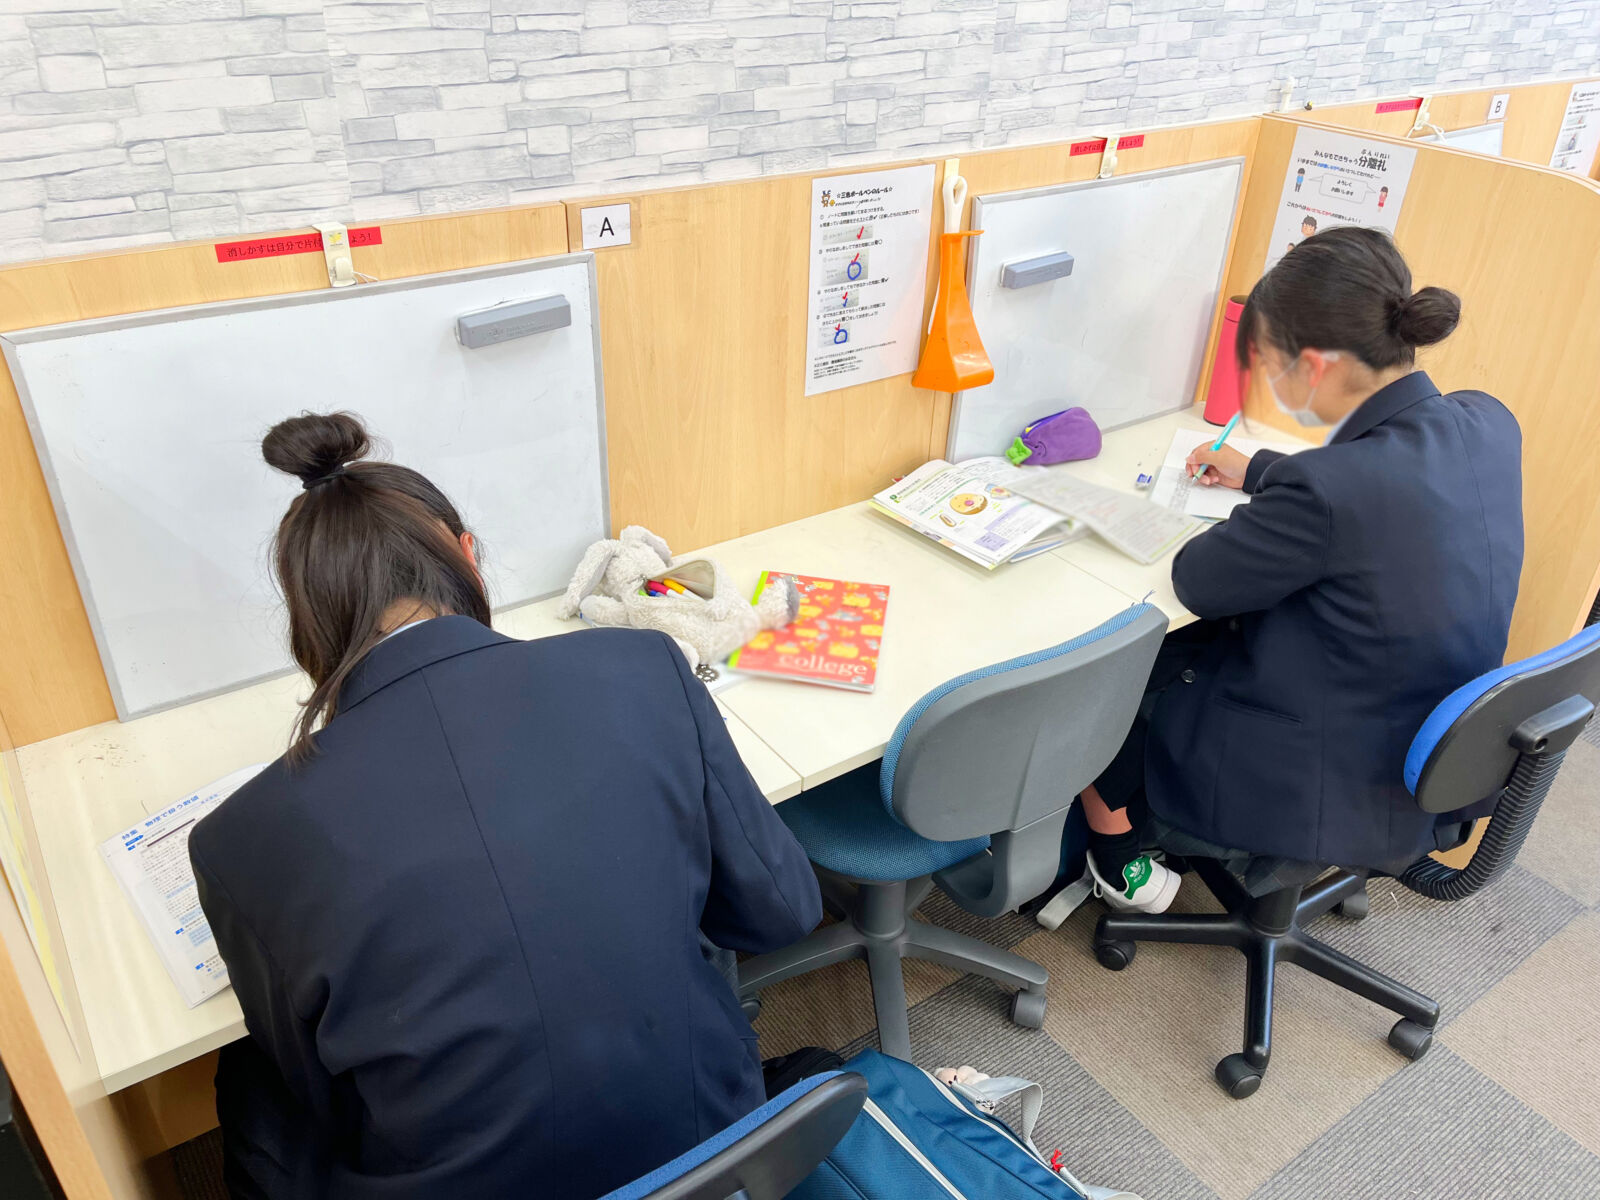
top-left (1267, 351), bottom-right (1339, 427)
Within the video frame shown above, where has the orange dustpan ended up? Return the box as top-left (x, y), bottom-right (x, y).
top-left (913, 225), bottom-right (994, 391)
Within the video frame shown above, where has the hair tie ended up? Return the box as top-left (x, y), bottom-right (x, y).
top-left (302, 466), bottom-right (348, 491)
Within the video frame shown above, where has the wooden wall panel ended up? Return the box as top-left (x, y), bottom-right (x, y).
top-left (0, 206), bottom-right (569, 745)
top-left (1221, 115), bottom-right (1600, 660)
top-left (564, 172), bottom-right (946, 551)
top-left (1309, 77), bottom-right (1599, 171)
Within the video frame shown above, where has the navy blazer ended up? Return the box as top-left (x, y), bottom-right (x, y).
top-left (191, 619), bottom-right (822, 1199)
top-left (1146, 373), bottom-right (1523, 869)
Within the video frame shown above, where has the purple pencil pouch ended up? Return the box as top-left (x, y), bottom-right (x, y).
top-left (1005, 407), bottom-right (1102, 466)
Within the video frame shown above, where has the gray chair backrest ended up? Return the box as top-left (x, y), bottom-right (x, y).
top-left (885, 604), bottom-right (1168, 843)
top-left (631, 1071), bottom-right (867, 1200)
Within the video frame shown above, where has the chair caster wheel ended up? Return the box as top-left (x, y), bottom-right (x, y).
top-left (1010, 988), bottom-right (1047, 1030)
top-left (1215, 1054), bottom-right (1263, 1099)
top-left (1388, 1018), bottom-right (1433, 1061)
top-left (1335, 891), bottom-right (1370, 920)
top-left (740, 996), bottom-right (762, 1023)
top-left (1094, 940), bottom-right (1136, 971)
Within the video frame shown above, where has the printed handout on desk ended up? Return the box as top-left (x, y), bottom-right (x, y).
top-left (1149, 429), bottom-right (1306, 522)
top-left (100, 763), bottom-right (266, 1007)
top-left (1549, 81), bottom-right (1600, 175)
top-left (1010, 470), bottom-right (1201, 566)
top-left (804, 163), bottom-right (935, 396)
top-left (1266, 127), bottom-right (1416, 271)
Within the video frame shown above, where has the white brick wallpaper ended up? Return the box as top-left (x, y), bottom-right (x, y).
top-left (1, 1), bottom-right (1596, 264)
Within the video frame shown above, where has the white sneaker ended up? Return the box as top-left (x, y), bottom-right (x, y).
top-left (1087, 850), bottom-right (1180, 914)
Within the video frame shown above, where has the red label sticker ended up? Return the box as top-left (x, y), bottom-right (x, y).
top-left (1374, 97), bottom-right (1423, 114)
top-left (1069, 133), bottom-right (1145, 156)
top-left (214, 226), bottom-right (382, 264)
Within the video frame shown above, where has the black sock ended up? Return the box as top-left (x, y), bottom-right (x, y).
top-left (1088, 828), bottom-right (1142, 882)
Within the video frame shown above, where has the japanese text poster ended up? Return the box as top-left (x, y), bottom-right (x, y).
top-left (1549, 81), bottom-right (1600, 175)
top-left (1266, 128), bottom-right (1417, 271)
top-left (804, 163), bottom-right (935, 396)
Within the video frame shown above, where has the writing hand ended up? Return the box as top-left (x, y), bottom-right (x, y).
top-left (1186, 444), bottom-right (1249, 489)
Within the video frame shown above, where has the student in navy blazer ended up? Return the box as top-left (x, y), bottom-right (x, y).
top-left (1080, 228), bottom-right (1523, 912)
top-left (190, 413), bottom-right (821, 1200)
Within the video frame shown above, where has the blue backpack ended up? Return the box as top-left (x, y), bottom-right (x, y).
top-left (791, 1050), bottom-right (1142, 1200)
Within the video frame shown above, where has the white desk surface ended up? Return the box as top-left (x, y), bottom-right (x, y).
top-left (16, 599), bottom-right (797, 1094)
top-left (16, 403), bottom-right (1244, 1095)
top-left (708, 506), bottom-right (1136, 787)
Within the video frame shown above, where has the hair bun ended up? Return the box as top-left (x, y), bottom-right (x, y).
top-left (262, 411), bottom-right (371, 486)
top-left (1393, 286), bottom-right (1461, 348)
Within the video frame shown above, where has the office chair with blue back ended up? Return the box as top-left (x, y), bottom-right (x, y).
top-left (740, 604), bottom-right (1169, 1060)
top-left (599, 1071), bottom-right (867, 1200)
top-left (1094, 623), bottom-right (1600, 1098)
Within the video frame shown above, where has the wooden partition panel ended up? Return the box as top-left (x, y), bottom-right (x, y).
top-left (1310, 77), bottom-right (1600, 172)
top-left (0, 702), bottom-right (153, 1199)
top-left (563, 172), bottom-right (947, 552)
top-left (570, 116), bottom-right (1261, 554)
top-left (1221, 115), bottom-right (1600, 659)
top-left (0, 206), bottom-right (569, 745)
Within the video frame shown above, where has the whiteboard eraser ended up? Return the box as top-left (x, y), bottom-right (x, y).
top-left (1001, 252), bottom-right (1075, 290)
top-left (456, 295), bottom-right (571, 348)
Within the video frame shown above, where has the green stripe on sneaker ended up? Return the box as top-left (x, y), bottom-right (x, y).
top-left (1121, 856), bottom-right (1153, 900)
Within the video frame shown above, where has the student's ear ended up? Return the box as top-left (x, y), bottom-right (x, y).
top-left (1302, 348), bottom-right (1334, 389)
top-left (460, 530), bottom-right (478, 568)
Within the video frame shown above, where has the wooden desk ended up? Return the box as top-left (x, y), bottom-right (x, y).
top-left (12, 404), bottom-right (1214, 1131)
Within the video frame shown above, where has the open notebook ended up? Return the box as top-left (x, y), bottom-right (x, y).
top-left (1148, 429), bottom-right (1308, 522)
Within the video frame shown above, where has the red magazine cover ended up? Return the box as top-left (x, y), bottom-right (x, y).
top-left (728, 573), bottom-right (889, 692)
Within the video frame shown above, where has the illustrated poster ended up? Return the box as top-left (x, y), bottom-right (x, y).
top-left (804, 163), bottom-right (935, 396)
top-left (1549, 81), bottom-right (1600, 175)
top-left (1266, 128), bottom-right (1417, 271)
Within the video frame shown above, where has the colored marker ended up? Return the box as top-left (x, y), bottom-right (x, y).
top-left (662, 579), bottom-right (688, 595)
top-left (645, 581), bottom-right (670, 596)
top-left (1193, 411), bottom-right (1241, 479)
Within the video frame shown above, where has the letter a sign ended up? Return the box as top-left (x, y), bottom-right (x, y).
top-left (581, 203), bottom-right (632, 250)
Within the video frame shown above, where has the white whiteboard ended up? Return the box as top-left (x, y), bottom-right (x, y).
top-left (1424, 122), bottom-right (1504, 157)
top-left (4, 255), bottom-right (607, 719)
top-left (948, 160), bottom-right (1243, 461)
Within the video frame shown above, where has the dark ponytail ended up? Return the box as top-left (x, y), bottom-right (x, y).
top-left (263, 412), bottom-right (491, 763)
top-left (1236, 226), bottom-right (1460, 370)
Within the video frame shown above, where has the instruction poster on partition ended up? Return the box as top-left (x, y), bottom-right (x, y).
top-left (1265, 128), bottom-right (1417, 271)
top-left (804, 163), bottom-right (935, 396)
top-left (1549, 81), bottom-right (1600, 175)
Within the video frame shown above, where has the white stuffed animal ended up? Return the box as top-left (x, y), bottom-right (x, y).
top-left (558, 526), bottom-right (799, 673)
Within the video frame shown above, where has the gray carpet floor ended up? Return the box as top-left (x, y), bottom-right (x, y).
top-left (751, 729), bottom-right (1600, 1200)
top-left (173, 725), bottom-right (1600, 1198)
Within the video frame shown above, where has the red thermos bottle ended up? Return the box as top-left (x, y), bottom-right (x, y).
top-left (1204, 296), bottom-right (1248, 425)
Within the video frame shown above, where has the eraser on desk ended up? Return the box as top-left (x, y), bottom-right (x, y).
top-left (1135, 473), bottom-right (1154, 489)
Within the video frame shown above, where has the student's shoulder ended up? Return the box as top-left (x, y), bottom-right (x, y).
top-left (488, 626), bottom-right (694, 693)
top-left (495, 625), bottom-right (685, 668)
top-left (189, 758), bottom-right (296, 870)
top-left (1438, 388), bottom-right (1521, 443)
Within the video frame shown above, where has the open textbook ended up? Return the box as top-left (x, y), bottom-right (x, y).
top-left (1008, 470), bottom-right (1201, 565)
top-left (100, 764), bottom-right (266, 1007)
top-left (1148, 429), bottom-right (1306, 522)
top-left (871, 457), bottom-right (1086, 569)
